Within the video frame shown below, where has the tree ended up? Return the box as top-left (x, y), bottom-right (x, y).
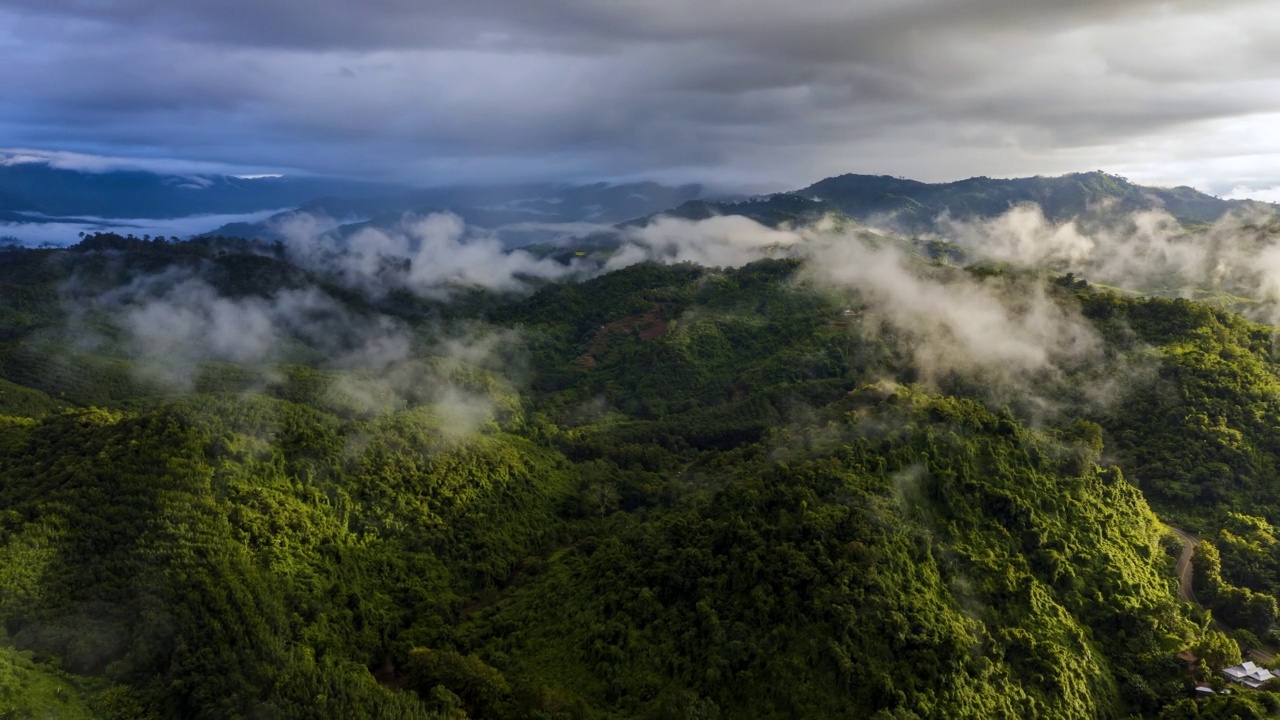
top-left (1194, 630), bottom-right (1241, 672)
top-left (584, 480), bottom-right (620, 528)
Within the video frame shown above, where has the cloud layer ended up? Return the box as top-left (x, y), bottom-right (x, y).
top-left (65, 264), bottom-right (526, 437)
top-left (942, 203), bottom-right (1280, 322)
top-left (809, 240), bottom-right (1102, 390)
top-left (606, 215), bottom-right (804, 270)
top-left (594, 210), bottom-right (1108, 402)
top-left (276, 211), bottom-right (578, 297)
top-left (6, 1), bottom-right (1280, 192)
top-left (1, 208), bottom-right (290, 247)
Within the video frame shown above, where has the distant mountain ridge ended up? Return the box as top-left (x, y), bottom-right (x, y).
top-left (3, 160), bottom-right (1274, 248)
top-left (801, 171), bottom-right (1269, 226)
top-left (290, 181), bottom-right (705, 225)
top-left (661, 171), bottom-right (1274, 231)
top-left (0, 161), bottom-right (708, 247)
top-left (207, 181), bottom-right (707, 248)
top-left (0, 162), bottom-right (396, 221)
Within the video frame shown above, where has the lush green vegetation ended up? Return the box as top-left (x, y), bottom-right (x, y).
top-left (1070, 291), bottom-right (1280, 652)
top-left (3, 234), bottom-right (1280, 717)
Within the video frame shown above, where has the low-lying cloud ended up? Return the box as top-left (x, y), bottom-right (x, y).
top-left (62, 264), bottom-right (526, 438)
top-left (1, 208), bottom-right (292, 248)
top-left (586, 210), bottom-right (1139, 415)
top-left (941, 202), bottom-right (1280, 323)
top-left (58, 202), bottom-right (1232, 428)
top-left (90, 268), bottom-right (405, 389)
top-left (808, 238), bottom-right (1103, 393)
top-left (325, 327), bottom-right (528, 438)
top-left (581, 210), bottom-right (1109, 403)
top-left (275, 211), bottom-right (579, 297)
top-left (606, 214), bottom-right (807, 270)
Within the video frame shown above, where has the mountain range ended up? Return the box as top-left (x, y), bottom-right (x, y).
top-left (206, 171), bottom-right (1280, 246)
top-left (2, 161), bottom-right (1274, 248)
top-left (0, 161), bottom-right (707, 246)
top-left (663, 171), bottom-right (1275, 231)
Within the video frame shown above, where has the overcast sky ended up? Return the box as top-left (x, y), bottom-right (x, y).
top-left (5, 0), bottom-right (1280, 196)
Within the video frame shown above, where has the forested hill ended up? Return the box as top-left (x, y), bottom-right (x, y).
top-left (660, 171), bottom-right (1276, 232)
top-left (5, 228), bottom-right (1280, 718)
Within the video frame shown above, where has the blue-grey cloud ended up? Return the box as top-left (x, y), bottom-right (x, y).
top-left (5, 1), bottom-right (1280, 193)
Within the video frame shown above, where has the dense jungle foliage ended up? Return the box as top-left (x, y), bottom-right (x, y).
top-left (3, 233), bottom-right (1280, 718)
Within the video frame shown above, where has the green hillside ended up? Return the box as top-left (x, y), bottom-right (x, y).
top-left (2, 231), bottom-right (1280, 718)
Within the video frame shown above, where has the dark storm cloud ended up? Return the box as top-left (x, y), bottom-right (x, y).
top-left (5, 0), bottom-right (1280, 191)
top-left (0, 0), bottom-right (1203, 54)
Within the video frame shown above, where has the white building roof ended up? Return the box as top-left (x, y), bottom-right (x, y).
top-left (1224, 661), bottom-right (1275, 688)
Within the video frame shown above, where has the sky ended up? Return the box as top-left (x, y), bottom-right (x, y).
top-left (5, 0), bottom-right (1280, 196)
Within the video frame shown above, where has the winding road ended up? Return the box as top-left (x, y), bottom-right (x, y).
top-left (1168, 525), bottom-right (1200, 605)
top-left (1165, 524), bottom-right (1276, 665)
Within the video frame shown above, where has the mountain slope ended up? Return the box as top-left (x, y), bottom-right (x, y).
top-left (3, 214), bottom-right (1280, 717)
